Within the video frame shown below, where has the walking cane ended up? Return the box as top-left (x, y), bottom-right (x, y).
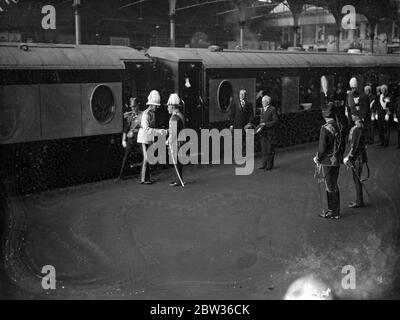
top-left (169, 145), bottom-right (185, 187)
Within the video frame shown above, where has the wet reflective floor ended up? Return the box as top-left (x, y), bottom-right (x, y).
top-left (1, 139), bottom-right (400, 300)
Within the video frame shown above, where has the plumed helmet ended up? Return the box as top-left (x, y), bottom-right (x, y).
top-left (349, 77), bottom-right (358, 89)
top-left (147, 90), bottom-right (161, 106)
top-left (167, 93), bottom-right (181, 106)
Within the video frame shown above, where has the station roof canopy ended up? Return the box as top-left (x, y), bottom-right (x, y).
top-left (0, 43), bottom-right (150, 70)
top-left (147, 47), bottom-right (400, 69)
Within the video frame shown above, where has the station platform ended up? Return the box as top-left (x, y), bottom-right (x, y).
top-left (1, 139), bottom-right (400, 300)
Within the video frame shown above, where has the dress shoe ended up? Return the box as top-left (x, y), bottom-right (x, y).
top-left (141, 180), bottom-right (154, 185)
top-left (348, 202), bottom-right (364, 208)
top-left (170, 181), bottom-right (184, 187)
top-left (318, 210), bottom-right (340, 220)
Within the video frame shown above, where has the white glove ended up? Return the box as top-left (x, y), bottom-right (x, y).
top-left (313, 156), bottom-right (319, 165)
top-left (375, 113), bottom-right (379, 120)
top-left (385, 114), bottom-right (390, 122)
top-left (394, 117), bottom-right (399, 123)
top-left (371, 113), bottom-right (376, 122)
top-left (344, 157), bottom-right (350, 166)
top-left (122, 140), bottom-right (127, 148)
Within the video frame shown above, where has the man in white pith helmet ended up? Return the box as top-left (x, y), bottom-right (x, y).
top-left (137, 90), bottom-right (167, 184)
top-left (167, 93), bottom-right (185, 187)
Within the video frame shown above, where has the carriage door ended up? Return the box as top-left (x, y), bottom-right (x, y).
top-left (180, 62), bottom-right (203, 131)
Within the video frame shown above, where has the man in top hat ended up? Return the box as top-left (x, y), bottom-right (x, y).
top-left (257, 95), bottom-right (279, 171)
top-left (344, 107), bottom-right (368, 208)
top-left (137, 90), bottom-right (168, 184)
top-left (167, 93), bottom-right (185, 187)
top-left (376, 84), bottom-right (393, 147)
top-left (119, 97), bottom-right (142, 180)
top-left (345, 78), bottom-right (370, 135)
top-left (314, 98), bottom-right (345, 220)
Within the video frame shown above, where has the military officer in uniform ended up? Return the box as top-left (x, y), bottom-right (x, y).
top-left (167, 93), bottom-right (185, 187)
top-left (344, 107), bottom-right (368, 208)
top-left (257, 95), bottom-right (279, 171)
top-left (345, 78), bottom-right (370, 137)
top-left (137, 90), bottom-right (168, 184)
top-left (314, 101), bottom-right (345, 220)
top-left (119, 97), bottom-right (142, 180)
top-left (394, 94), bottom-right (400, 149)
top-left (376, 84), bottom-right (393, 147)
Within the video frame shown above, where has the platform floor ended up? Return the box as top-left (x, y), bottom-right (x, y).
top-left (2, 139), bottom-right (400, 300)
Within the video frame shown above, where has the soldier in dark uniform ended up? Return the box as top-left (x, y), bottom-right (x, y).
top-left (119, 97), bottom-right (142, 180)
top-left (167, 94), bottom-right (185, 187)
top-left (344, 108), bottom-right (368, 208)
top-left (257, 95), bottom-right (279, 171)
top-left (314, 100), bottom-right (345, 220)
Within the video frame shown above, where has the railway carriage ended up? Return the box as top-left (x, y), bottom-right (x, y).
top-left (0, 43), bottom-right (151, 193)
top-left (147, 46), bottom-right (400, 147)
top-left (2, 43), bottom-right (400, 194)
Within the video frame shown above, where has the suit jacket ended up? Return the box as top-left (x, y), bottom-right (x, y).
top-left (230, 100), bottom-right (254, 129)
top-left (258, 106), bottom-right (278, 138)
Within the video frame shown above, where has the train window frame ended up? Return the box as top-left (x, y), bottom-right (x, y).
top-left (217, 80), bottom-right (234, 114)
top-left (90, 84), bottom-right (116, 125)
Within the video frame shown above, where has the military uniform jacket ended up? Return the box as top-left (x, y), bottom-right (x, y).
top-left (258, 106), bottom-right (278, 138)
top-left (377, 94), bottom-right (394, 118)
top-left (123, 110), bottom-right (142, 137)
top-left (317, 120), bottom-right (345, 166)
top-left (230, 100), bottom-right (254, 129)
top-left (347, 123), bottom-right (368, 164)
top-left (346, 91), bottom-right (370, 121)
top-left (168, 112), bottom-right (185, 147)
top-left (137, 108), bottom-right (158, 145)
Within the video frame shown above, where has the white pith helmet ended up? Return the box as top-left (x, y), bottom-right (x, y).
top-left (349, 77), bottom-right (358, 89)
top-left (147, 90), bottom-right (161, 106)
top-left (167, 93), bottom-right (181, 106)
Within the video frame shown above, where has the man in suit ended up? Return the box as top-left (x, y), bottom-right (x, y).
top-left (257, 95), bottom-right (279, 171)
top-left (230, 89), bottom-right (254, 156)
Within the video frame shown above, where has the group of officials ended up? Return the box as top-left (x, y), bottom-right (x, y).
top-left (119, 89), bottom-right (280, 187)
top-left (119, 78), bottom-right (399, 209)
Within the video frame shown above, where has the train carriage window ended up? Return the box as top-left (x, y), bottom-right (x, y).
top-left (90, 85), bottom-right (116, 124)
top-left (300, 75), bottom-right (319, 110)
top-left (217, 80), bottom-right (233, 113)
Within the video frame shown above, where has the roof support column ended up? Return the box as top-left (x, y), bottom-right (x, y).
top-left (169, 0), bottom-right (177, 47)
top-left (73, 0), bottom-right (82, 45)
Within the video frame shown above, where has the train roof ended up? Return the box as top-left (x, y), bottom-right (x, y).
top-left (0, 43), bottom-right (150, 70)
top-left (147, 47), bottom-right (400, 69)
